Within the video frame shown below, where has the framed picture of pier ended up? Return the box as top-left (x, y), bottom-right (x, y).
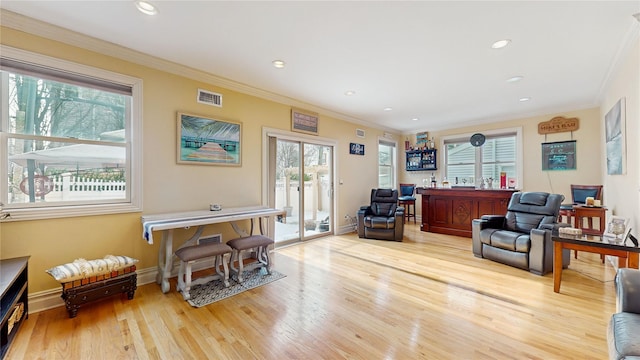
top-left (177, 112), bottom-right (242, 166)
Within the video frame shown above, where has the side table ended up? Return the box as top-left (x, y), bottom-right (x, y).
top-left (574, 205), bottom-right (607, 235)
top-left (552, 232), bottom-right (639, 293)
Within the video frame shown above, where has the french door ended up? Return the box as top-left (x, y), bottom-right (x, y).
top-left (267, 134), bottom-right (334, 245)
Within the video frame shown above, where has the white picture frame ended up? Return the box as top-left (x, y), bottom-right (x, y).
top-left (603, 215), bottom-right (630, 239)
top-left (623, 227), bottom-right (633, 244)
top-left (605, 97), bottom-right (626, 175)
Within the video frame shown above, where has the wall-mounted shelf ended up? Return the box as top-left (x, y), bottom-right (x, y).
top-left (406, 149), bottom-right (437, 171)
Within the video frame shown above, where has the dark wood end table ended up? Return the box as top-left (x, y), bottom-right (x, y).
top-left (573, 204), bottom-right (607, 235)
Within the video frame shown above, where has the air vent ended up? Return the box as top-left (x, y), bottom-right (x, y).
top-left (356, 129), bottom-right (365, 138)
top-left (197, 89), bottom-right (222, 107)
top-left (197, 234), bottom-right (222, 245)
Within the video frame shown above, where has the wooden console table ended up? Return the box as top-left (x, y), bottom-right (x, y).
top-left (417, 187), bottom-right (518, 237)
top-left (141, 206), bottom-right (285, 293)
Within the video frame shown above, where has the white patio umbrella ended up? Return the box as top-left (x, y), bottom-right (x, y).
top-left (9, 144), bottom-right (125, 169)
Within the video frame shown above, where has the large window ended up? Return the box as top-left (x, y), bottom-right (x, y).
top-left (378, 139), bottom-right (396, 188)
top-left (0, 46), bottom-right (142, 220)
top-left (444, 128), bottom-right (522, 188)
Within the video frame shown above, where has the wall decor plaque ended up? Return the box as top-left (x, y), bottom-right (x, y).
top-left (349, 143), bottom-right (365, 155)
top-left (538, 116), bottom-right (579, 134)
top-left (291, 108), bottom-right (319, 135)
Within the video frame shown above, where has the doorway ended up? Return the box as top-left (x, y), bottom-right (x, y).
top-left (266, 132), bottom-right (334, 245)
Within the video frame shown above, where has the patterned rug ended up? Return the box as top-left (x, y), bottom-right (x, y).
top-left (187, 267), bottom-right (286, 308)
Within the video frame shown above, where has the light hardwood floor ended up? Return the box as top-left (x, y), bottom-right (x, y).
top-left (7, 224), bottom-right (618, 359)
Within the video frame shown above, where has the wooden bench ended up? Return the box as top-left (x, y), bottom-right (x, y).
top-left (46, 255), bottom-right (138, 318)
top-left (175, 242), bottom-right (232, 300)
top-left (61, 270), bottom-right (136, 318)
top-left (227, 235), bottom-right (274, 283)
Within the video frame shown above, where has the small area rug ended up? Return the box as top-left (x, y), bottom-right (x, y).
top-left (187, 267), bottom-right (286, 308)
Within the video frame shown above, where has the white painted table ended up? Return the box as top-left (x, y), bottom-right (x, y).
top-left (141, 206), bottom-right (285, 293)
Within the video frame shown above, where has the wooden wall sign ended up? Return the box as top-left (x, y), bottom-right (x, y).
top-left (538, 116), bottom-right (579, 134)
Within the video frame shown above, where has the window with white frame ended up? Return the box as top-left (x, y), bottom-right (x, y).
top-left (378, 139), bottom-right (396, 188)
top-left (0, 46), bottom-right (142, 220)
top-left (444, 129), bottom-right (521, 188)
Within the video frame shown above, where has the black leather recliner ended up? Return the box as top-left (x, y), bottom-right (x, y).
top-left (608, 268), bottom-right (640, 359)
top-left (357, 189), bottom-right (404, 241)
top-left (472, 191), bottom-right (570, 275)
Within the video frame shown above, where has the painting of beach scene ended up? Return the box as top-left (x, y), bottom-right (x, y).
top-left (177, 113), bottom-right (241, 166)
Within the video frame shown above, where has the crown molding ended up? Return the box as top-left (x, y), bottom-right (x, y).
top-left (595, 18), bottom-right (640, 103)
top-left (0, 10), bottom-right (397, 134)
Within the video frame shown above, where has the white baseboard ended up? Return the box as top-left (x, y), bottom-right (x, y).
top-left (337, 224), bottom-right (357, 235)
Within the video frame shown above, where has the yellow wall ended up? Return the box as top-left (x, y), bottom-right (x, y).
top-left (0, 26), bottom-right (392, 293)
top-left (401, 107), bottom-right (603, 217)
top-left (1, 21), bottom-right (636, 296)
top-left (600, 36), bottom-right (639, 232)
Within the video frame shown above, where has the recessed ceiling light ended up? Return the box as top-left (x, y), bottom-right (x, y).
top-left (491, 39), bottom-right (511, 49)
top-left (135, 1), bottom-right (157, 15)
top-left (506, 76), bottom-right (524, 83)
top-left (411, 118), bottom-right (419, 121)
top-left (519, 97), bottom-right (531, 102)
top-left (383, 107), bottom-right (393, 111)
top-left (272, 60), bottom-right (285, 69)
top-left (344, 90), bottom-right (356, 96)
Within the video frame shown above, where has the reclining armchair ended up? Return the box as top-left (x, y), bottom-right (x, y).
top-left (357, 188), bottom-right (404, 241)
top-left (472, 191), bottom-right (570, 275)
top-left (608, 268), bottom-right (640, 359)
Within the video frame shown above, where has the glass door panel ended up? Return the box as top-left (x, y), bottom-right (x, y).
top-left (274, 139), bottom-right (301, 243)
top-left (302, 143), bottom-right (332, 239)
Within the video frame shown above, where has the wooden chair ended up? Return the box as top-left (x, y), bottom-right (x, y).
top-left (558, 184), bottom-right (603, 259)
top-left (398, 183), bottom-right (416, 224)
top-left (559, 184), bottom-right (603, 226)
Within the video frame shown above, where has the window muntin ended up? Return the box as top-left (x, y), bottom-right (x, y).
top-left (378, 140), bottom-right (396, 189)
top-left (445, 132), bottom-right (518, 187)
top-left (1, 46), bottom-right (141, 220)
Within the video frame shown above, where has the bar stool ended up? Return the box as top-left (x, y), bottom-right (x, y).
top-left (398, 183), bottom-right (416, 224)
top-left (175, 242), bottom-right (232, 301)
top-left (227, 235), bottom-right (274, 283)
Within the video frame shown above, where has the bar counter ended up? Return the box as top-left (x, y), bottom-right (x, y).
top-left (416, 187), bottom-right (519, 237)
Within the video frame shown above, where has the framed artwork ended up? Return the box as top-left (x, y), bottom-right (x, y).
top-left (291, 108), bottom-right (319, 135)
top-left (416, 132), bottom-right (428, 147)
top-left (177, 112), bottom-right (241, 166)
top-left (349, 143), bottom-right (365, 155)
top-left (603, 216), bottom-right (630, 241)
top-left (605, 98), bottom-right (626, 175)
top-left (541, 140), bottom-right (576, 171)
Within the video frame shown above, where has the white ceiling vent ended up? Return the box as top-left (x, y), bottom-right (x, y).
top-left (197, 89), bottom-right (222, 107)
top-left (356, 129), bottom-right (366, 138)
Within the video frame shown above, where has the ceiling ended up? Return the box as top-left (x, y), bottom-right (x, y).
top-left (1, 1), bottom-right (639, 133)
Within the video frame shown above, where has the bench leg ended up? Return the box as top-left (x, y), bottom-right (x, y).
top-left (231, 249), bottom-right (245, 283)
top-left (257, 246), bottom-right (272, 274)
top-left (214, 253), bottom-right (231, 287)
top-left (177, 260), bottom-right (193, 301)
